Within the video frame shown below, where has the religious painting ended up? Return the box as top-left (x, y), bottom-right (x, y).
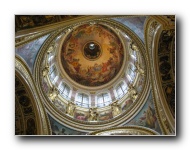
top-left (48, 115), bottom-right (86, 135)
top-left (136, 76), bottom-right (145, 93)
top-left (61, 24), bottom-right (124, 86)
top-left (15, 34), bottom-right (49, 72)
top-left (121, 99), bottom-right (133, 111)
top-left (126, 92), bottom-right (162, 134)
top-left (98, 111), bottom-right (113, 121)
top-left (15, 15), bottom-right (82, 31)
top-left (74, 111), bottom-right (88, 121)
top-left (113, 16), bottom-right (146, 43)
top-left (52, 99), bottom-right (66, 114)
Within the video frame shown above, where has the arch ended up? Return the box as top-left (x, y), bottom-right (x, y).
top-left (89, 126), bottom-right (159, 135)
top-left (15, 58), bottom-right (51, 135)
top-left (144, 17), bottom-right (175, 134)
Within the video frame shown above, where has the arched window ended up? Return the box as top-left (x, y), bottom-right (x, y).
top-left (52, 76), bottom-right (59, 85)
top-left (96, 93), bottom-right (111, 107)
top-left (58, 82), bottom-right (71, 100)
top-left (127, 63), bottom-right (136, 83)
top-left (131, 50), bottom-right (137, 61)
top-left (115, 81), bottom-right (128, 99)
top-left (48, 54), bottom-right (54, 63)
top-left (49, 65), bottom-right (58, 83)
top-left (48, 49), bottom-right (55, 65)
top-left (75, 93), bottom-right (90, 108)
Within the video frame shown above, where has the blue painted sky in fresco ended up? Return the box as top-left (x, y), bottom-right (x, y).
top-left (125, 91), bottom-right (162, 135)
top-left (112, 16), bottom-right (146, 43)
top-left (48, 114), bottom-right (87, 135)
top-left (15, 34), bottom-right (50, 72)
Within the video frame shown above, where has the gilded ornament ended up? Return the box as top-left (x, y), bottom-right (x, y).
top-left (128, 84), bottom-right (138, 101)
top-left (49, 86), bottom-right (59, 101)
top-left (66, 101), bottom-right (76, 116)
top-left (42, 65), bottom-right (49, 77)
top-left (135, 62), bottom-right (144, 76)
top-left (130, 41), bottom-right (139, 52)
top-left (111, 101), bottom-right (121, 117)
top-left (47, 45), bottom-right (54, 54)
top-left (88, 107), bottom-right (98, 121)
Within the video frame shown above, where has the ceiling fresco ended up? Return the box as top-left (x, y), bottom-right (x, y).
top-left (157, 29), bottom-right (175, 117)
top-left (48, 114), bottom-right (86, 135)
top-left (61, 24), bottom-right (124, 86)
top-left (15, 34), bottom-right (49, 72)
top-left (37, 19), bottom-right (149, 133)
top-left (15, 76), bottom-right (37, 135)
top-left (112, 16), bottom-right (146, 43)
top-left (15, 15), bottom-right (82, 32)
top-left (125, 91), bottom-right (162, 134)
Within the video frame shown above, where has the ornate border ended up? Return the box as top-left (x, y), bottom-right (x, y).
top-left (15, 56), bottom-right (51, 135)
top-left (89, 125), bottom-right (159, 135)
top-left (144, 16), bottom-right (175, 135)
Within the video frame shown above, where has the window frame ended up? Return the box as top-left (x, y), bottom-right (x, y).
top-left (58, 81), bottom-right (71, 100)
top-left (75, 93), bottom-right (90, 108)
top-left (96, 92), bottom-right (112, 108)
top-left (115, 81), bottom-right (128, 99)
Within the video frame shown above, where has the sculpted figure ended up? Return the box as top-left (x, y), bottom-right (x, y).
top-left (135, 62), bottom-right (144, 76)
top-left (42, 65), bottom-right (49, 77)
top-left (49, 87), bottom-right (59, 101)
top-left (130, 41), bottom-right (139, 52)
top-left (47, 45), bottom-right (54, 54)
top-left (111, 101), bottom-right (121, 117)
top-left (88, 108), bottom-right (98, 121)
top-left (128, 84), bottom-right (138, 101)
top-left (66, 102), bottom-right (75, 116)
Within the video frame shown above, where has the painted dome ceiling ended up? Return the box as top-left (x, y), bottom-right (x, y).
top-left (61, 24), bottom-right (124, 86)
top-left (31, 19), bottom-right (149, 131)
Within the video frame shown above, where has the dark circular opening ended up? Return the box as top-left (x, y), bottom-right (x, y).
top-left (83, 41), bottom-right (101, 60)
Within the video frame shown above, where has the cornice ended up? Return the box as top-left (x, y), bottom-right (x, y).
top-left (89, 125), bottom-right (159, 135)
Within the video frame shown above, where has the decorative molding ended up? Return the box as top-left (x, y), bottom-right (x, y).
top-left (89, 126), bottom-right (159, 135)
top-left (15, 56), bottom-right (51, 135)
top-left (15, 31), bottom-right (51, 48)
top-left (145, 17), bottom-right (175, 135)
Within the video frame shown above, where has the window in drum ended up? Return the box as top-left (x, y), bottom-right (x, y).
top-left (116, 81), bottom-right (128, 99)
top-left (49, 65), bottom-right (57, 82)
top-left (96, 93), bottom-right (111, 107)
top-left (58, 82), bottom-right (70, 100)
top-left (127, 63), bottom-right (136, 83)
top-left (131, 50), bottom-right (137, 61)
top-left (75, 93), bottom-right (90, 108)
